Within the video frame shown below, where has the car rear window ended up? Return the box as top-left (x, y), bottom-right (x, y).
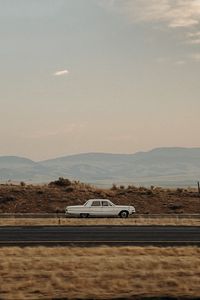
top-left (102, 201), bottom-right (110, 206)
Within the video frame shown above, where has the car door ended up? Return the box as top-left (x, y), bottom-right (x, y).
top-left (101, 200), bottom-right (116, 216)
top-left (90, 200), bottom-right (102, 216)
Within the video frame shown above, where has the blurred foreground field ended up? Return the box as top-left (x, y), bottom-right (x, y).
top-left (0, 246), bottom-right (200, 299)
top-left (0, 217), bottom-right (200, 226)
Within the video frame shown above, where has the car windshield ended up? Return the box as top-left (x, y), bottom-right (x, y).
top-left (102, 201), bottom-right (111, 206)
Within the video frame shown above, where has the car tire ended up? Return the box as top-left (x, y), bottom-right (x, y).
top-left (80, 213), bottom-right (89, 218)
top-left (119, 211), bottom-right (129, 218)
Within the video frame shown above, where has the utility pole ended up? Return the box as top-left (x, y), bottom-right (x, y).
top-left (198, 181), bottom-right (200, 195)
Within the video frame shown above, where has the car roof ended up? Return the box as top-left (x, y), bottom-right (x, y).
top-left (88, 199), bottom-right (111, 202)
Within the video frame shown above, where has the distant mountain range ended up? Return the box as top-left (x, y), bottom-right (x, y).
top-left (0, 147), bottom-right (200, 187)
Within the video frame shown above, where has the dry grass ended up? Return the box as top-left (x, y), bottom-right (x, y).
top-left (0, 246), bottom-right (200, 299)
top-left (0, 217), bottom-right (200, 226)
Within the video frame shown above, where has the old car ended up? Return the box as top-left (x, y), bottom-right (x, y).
top-left (65, 199), bottom-right (135, 218)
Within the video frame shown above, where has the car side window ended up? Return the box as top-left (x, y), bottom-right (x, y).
top-left (91, 201), bottom-right (101, 206)
top-left (102, 201), bottom-right (110, 206)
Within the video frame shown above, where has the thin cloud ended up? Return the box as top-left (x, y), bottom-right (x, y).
top-left (187, 31), bottom-right (200, 44)
top-left (190, 53), bottom-right (200, 62)
top-left (156, 57), bottom-right (187, 65)
top-left (53, 70), bottom-right (69, 76)
top-left (22, 123), bottom-right (86, 139)
top-left (100, 0), bottom-right (200, 60)
top-left (188, 38), bottom-right (200, 45)
top-left (156, 57), bottom-right (170, 64)
top-left (102, 0), bottom-right (200, 29)
top-left (175, 60), bottom-right (186, 66)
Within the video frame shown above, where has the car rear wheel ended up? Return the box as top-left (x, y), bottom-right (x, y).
top-left (119, 211), bottom-right (129, 218)
top-left (80, 213), bottom-right (89, 218)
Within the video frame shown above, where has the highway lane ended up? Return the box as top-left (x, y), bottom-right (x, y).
top-left (0, 226), bottom-right (199, 246)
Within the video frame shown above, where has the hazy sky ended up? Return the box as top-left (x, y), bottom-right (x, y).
top-left (1, 0), bottom-right (200, 160)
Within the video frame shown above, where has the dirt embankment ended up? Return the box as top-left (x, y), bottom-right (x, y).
top-left (0, 178), bottom-right (200, 214)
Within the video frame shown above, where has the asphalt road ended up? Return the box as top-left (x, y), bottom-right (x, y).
top-left (0, 225), bottom-right (200, 246)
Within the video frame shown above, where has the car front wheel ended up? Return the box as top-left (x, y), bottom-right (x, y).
top-left (119, 211), bottom-right (129, 218)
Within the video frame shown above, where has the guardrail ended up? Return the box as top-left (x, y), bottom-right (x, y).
top-left (0, 213), bottom-right (200, 219)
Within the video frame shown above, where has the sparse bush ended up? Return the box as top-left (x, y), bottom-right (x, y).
top-left (168, 203), bottom-right (183, 210)
top-left (0, 195), bottom-right (15, 203)
top-left (65, 186), bottom-right (74, 193)
top-left (154, 187), bottom-right (163, 192)
top-left (36, 190), bottom-right (44, 195)
top-left (111, 184), bottom-right (117, 190)
top-left (127, 185), bottom-right (136, 189)
top-left (55, 207), bottom-right (63, 214)
top-left (120, 185), bottom-right (125, 190)
top-left (146, 189), bottom-right (153, 196)
top-left (139, 186), bottom-right (147, 191)
top-left (49, 177), bottom-right (71, 187)
top-left (74, 180), bottom-right (80, 185)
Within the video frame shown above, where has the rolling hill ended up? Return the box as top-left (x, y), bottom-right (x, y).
top-left (0, 148), bottom-right (200, 186)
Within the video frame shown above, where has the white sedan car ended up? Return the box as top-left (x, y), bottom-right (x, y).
top-left (65, 199), bottom-right (135, 218)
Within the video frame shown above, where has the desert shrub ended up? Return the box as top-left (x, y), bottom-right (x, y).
top-left (111, 184), bottom-right (118, 191)
top-left (188, 192), bottom-right (200, 198)
top-left (139, 186), bottom-right (147, 192)
top-left (75, 182), bottom-right (93, 191)
top-left (73, 180), bottom-right (81, 186)
top-left (65, 186), bottom-right (74, 193)
top-left (120, 185), bottom-right (125, 190)
top-left (0, 195), bottom-right (15, 203)
top-left (146, 189), bottom-right (154, 196)
top-left (154, 187), bottom-right (163, 192)
top-left (36, 190), bottom-right (44, 195)
top-left (127, 185), bottom-right (136, 189)
top-left (49, 177), bottom-right (71, 187)
top-left (168, 203), bottom-right (183, 210)
top-left (20, 181), bottom-right (26, 187)
top-left (55, 207), bottom-right (64, 214)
